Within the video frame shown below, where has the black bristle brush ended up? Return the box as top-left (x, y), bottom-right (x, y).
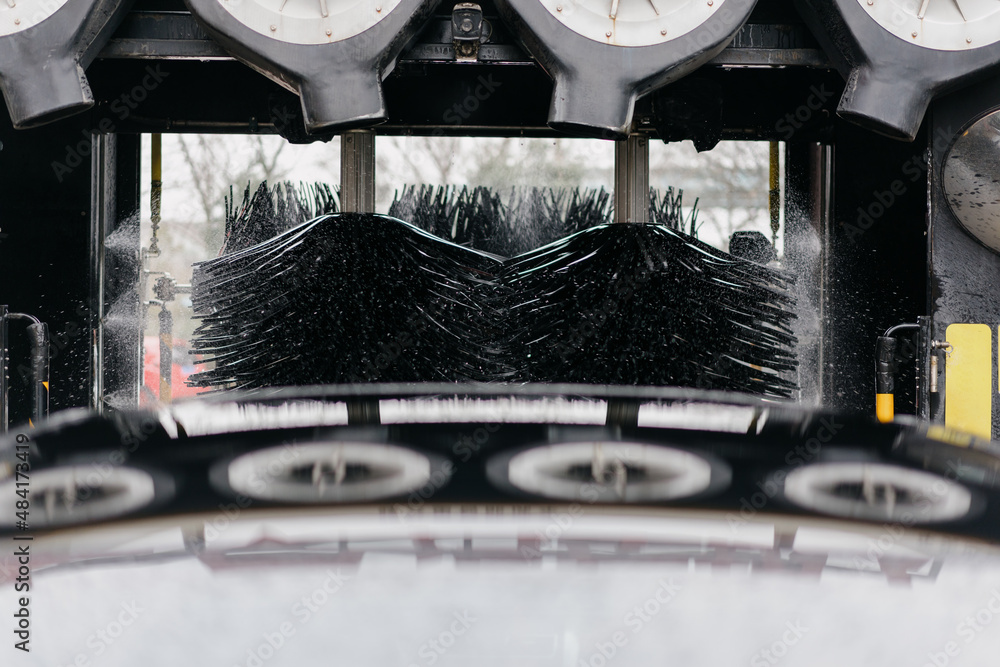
top-left (189, 213), bottom-right (508, 390)
top-left (191, 184), bottom-right (796, 397)
top-left (497, 223), bottom-right (797, 396)
top-left (222, 181), bottom-right (340, 255)
top-left (391, 185), bottom-right (616, 257)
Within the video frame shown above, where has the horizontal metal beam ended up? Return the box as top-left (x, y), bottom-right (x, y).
top-left (101, 11), bottom-right (229, 60)
top-left (708, 49), bottom-right (828, 68)
top-left (99, 12), bottom-right (831, 68)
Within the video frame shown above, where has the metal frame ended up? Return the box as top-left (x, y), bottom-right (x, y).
top-left (341, 130), bottom-right (376, 214)
top-left (813, 143), bottom-right (833, 405)
top-left (929, 86), bottom-right (1000, 437)
top-left (89, 134), bottom-right (110, 413)
top-left (614, 135), bottom-right (649, 224)
top-left (99, 12), bottom-right (829, 68)
top-left (0, 0), bottom-right (959, 423)
top-left (1, 304), bottom-right (7, 432)
top-left (89, 133), bottom-right (142, 414)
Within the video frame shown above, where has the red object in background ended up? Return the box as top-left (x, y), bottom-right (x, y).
top-left (142, 336), bottom-right (203, 404)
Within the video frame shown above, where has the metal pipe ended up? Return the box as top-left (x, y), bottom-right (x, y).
top-left (89, 133), bottom-right (109, 413)
top-left (929, 354), bottom-right (938, 394)
top-left (875, 323), bottom-right (919, 423)
top-left (25, 322), bottom-right (49, 425)
top-left (769, 141), bottom-right (780, 247)
top-left (150, 133), bottom-right (162, 256)
top-left (813, 143), bottom-right (833, 405)
top-left (158, 305), bottom-right (172, 403)
top-left (875, 335), bottom-right (897, 423)
top-left (884, 323), bottom-right (920, 338)
top-left (5, 313), bottom-right (49, 426)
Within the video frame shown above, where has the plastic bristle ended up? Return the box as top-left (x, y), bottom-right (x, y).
top-left (191, 184), bottom-right (797, 398)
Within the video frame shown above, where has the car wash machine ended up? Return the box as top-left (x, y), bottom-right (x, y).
top-left (4, 0), bottom-right (1000, 541)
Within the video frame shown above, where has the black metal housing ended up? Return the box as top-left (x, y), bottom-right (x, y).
top-left (929, 83), bottom-right (1000, 435)
top-left (183, 0), bottom-right (442, 133)
top-left (795, 0), bottom-right (1000, 141)
top-left (0, 0), bottom-right (131, 128)
top-left (494, 0), bottom-right (758, 137)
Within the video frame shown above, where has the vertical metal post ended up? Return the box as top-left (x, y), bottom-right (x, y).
top-left (784, 141), bottom-right (833, 406)
top-left (1, 304), bottom-right (8, 433)
top-left (25, 321), bottom-right (49, 425)
top-left (150, 133), bottom-right (162, 256)
top-left (340, 130), bottom-right (376, 214)
top-left (813, 143), bottom-right (834, 406)
top-left (917, 315), bottom-right (932, 420)
top-left (158, 306), bottom-right (172, 404)
top-left (340, 129), bottom-right (379, 421)
top-left (89, 133), bottom-right (109, 413)
top-left (769, 141), bottom-right (781, 247)
top-left (90, 134), bottom-right (141, 413)
top-left (614, 134), bottom-right (649, 224)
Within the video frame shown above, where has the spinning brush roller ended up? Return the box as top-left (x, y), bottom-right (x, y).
top-left (188, 182), bottom-right (796, 397)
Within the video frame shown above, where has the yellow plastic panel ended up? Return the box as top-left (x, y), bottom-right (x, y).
top-left (944, 324), bottom-right (992, 440)
top-left (875, 393), bottom-right (894, 423)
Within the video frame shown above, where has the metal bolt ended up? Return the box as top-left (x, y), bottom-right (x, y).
top-left (376, 4), bottom-right (381, 11)
top-left (556, 4), bottom-right (562, 9)
top-left (326, 29), bottom-right (332, 36)
top-left (606, 30), bottom-right (612, 37)
top-left (707, 0), bottom-right (713, 5)
top-left (13, 18), bottom-right (19, 24)
top-left (967, 36), bottom-right (972, 43)
top-left (911, 31), bottom-right (917, 37)
top-left (867, 0), bottom-right (873, 4)
top-left (270, 24), bottom-right (276, 31)
top-left (660, 28), bottom-right (667, 35)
